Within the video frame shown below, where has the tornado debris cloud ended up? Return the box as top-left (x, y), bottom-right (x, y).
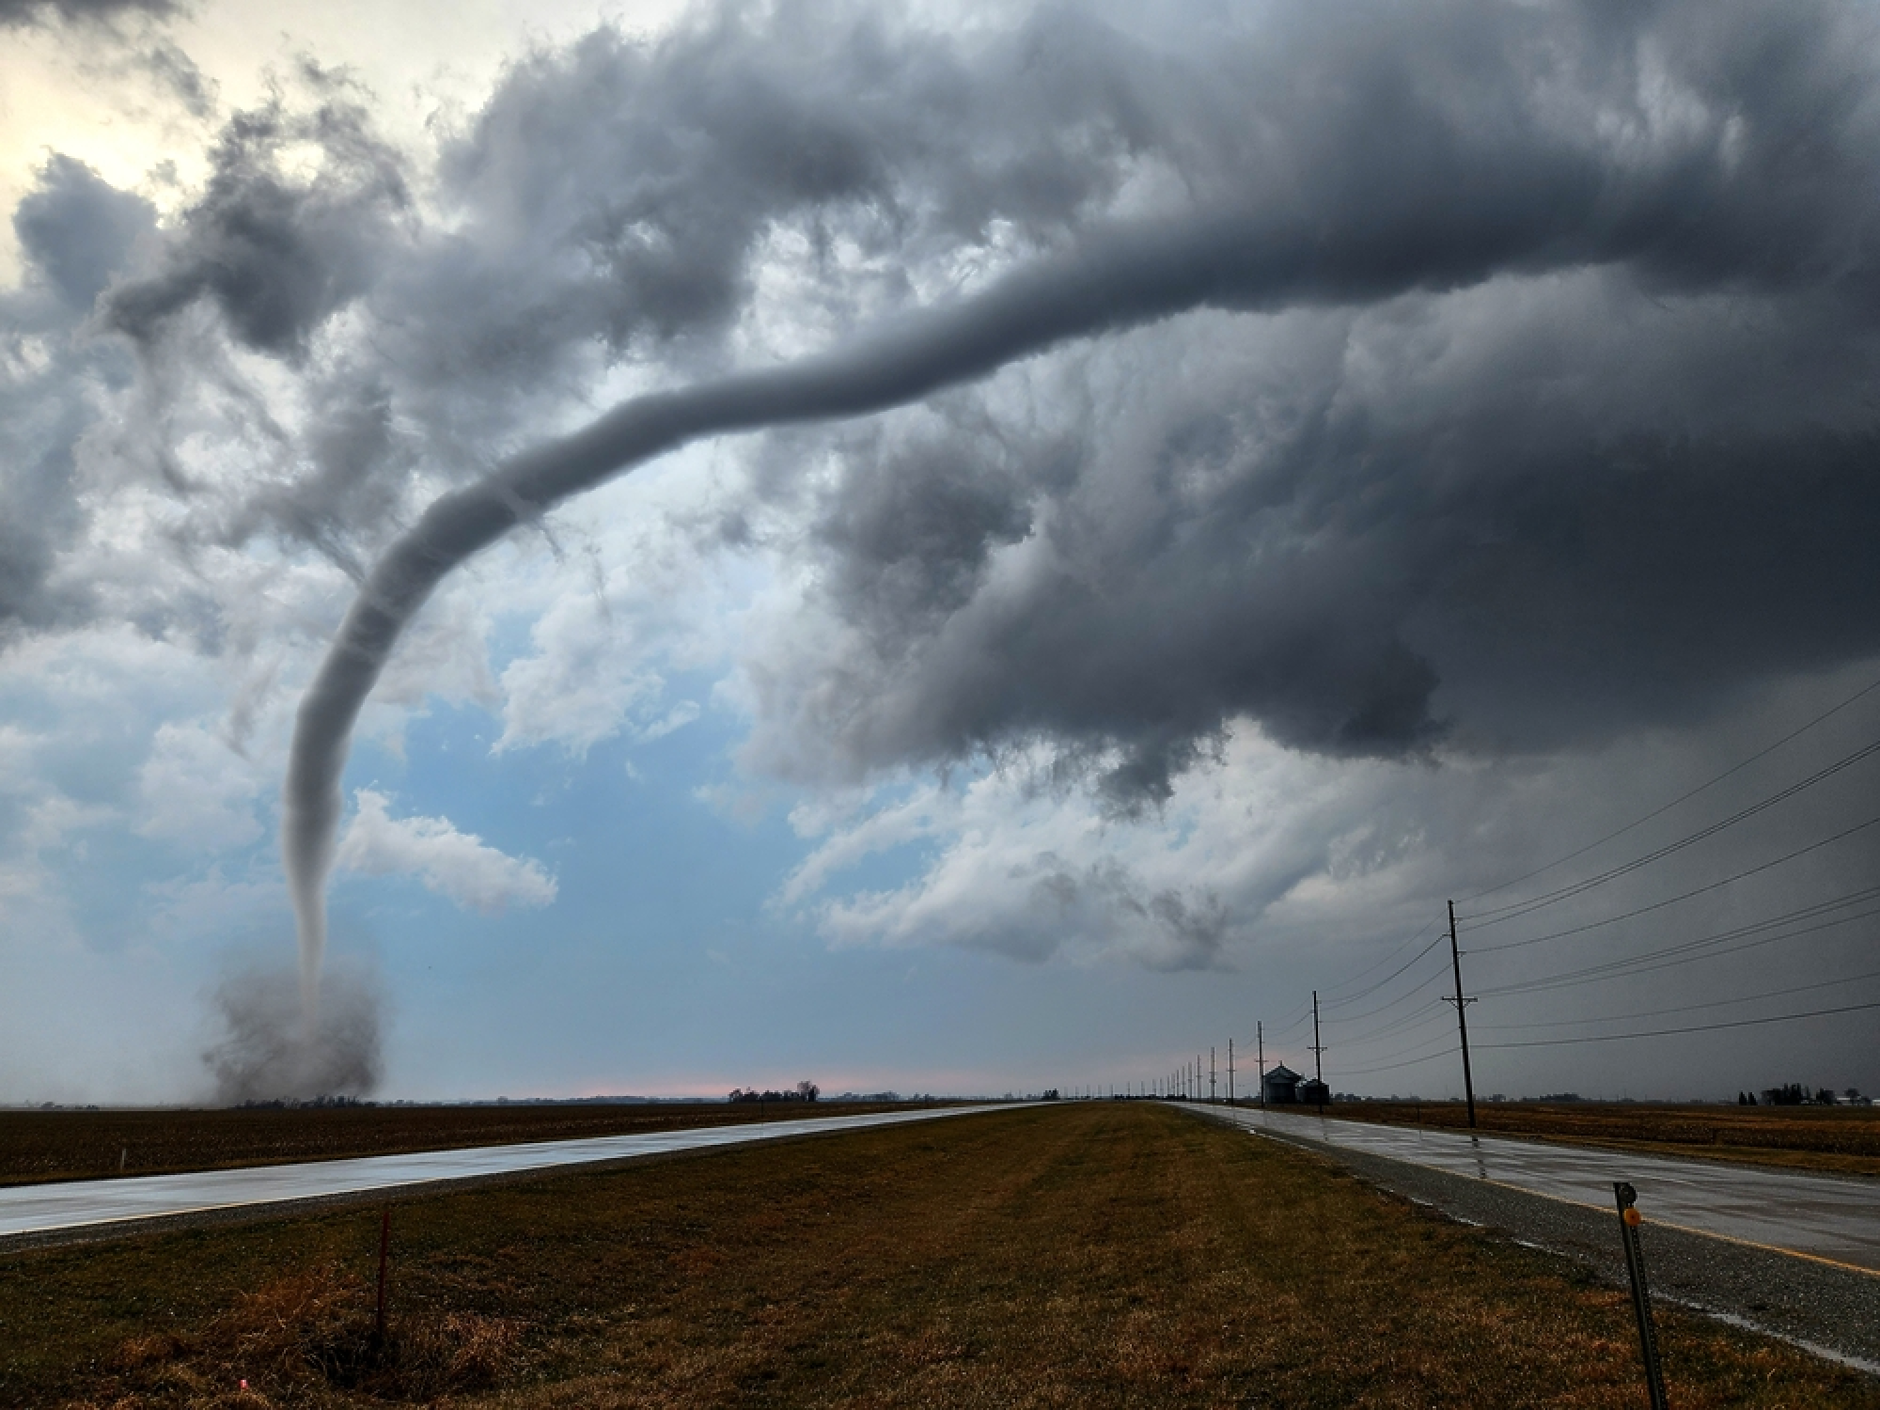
top-left (204, 961), bottom-right (384, 1105)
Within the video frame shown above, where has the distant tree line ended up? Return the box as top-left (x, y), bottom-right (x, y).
top-left (1737, 1085), bottom-right (1863, 1105)
top-left (727, 1082), bottom-right (819, 1103)
top-left (237, 1095), bottom-right (373, 1110)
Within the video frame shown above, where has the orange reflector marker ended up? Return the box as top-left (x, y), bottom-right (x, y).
top-left (1613, 1182), bottom-right (1668, 1410)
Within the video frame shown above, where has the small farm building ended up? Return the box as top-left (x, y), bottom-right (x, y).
top-left (1262, 1064), bottom-right (1304, 1104)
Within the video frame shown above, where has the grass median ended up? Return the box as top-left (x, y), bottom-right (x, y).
top-left (5, 1101), bottom-right (1873, 1408)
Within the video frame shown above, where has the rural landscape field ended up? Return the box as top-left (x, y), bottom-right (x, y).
top-left (7, 0), bottom-right (1880, 1405)
top-left (5, 1102), bottom-right (1875, 1409)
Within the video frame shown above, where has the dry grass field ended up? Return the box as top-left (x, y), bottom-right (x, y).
top-left (0, 1101), bottom-right (914, 1187)
top-left (4, 1102), bottom-right (1872, 1409)
top-left (1322, 1099), bottom-right (1880, 1177)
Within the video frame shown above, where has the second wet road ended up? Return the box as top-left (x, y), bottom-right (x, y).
top-left (1209, 1105), bottom-right (1880, 1273)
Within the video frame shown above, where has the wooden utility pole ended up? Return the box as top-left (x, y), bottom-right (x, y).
top-left (1209, 1047), bottom-right (1216, 1104)
top-left (1228, 1037), bottom-right (1235, 1105)
top-left (1311, 991), bottom-right (1325, 1083)
top-left (1256, 1022), bottom-right (1265, 1107)
top-left (1444, 899), bottom-right (1479, 1128)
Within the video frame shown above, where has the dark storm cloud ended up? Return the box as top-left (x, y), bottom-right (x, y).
top-left (0, 0), bottom-right (177, 26)
top-left (374, 4), bottom-right (1167, 406)
top-left (0, 157), bottom-right (154, 631)
top-left (0, 0), bottom-right (209, 117)
top-left (813, 418), bottom-right (1040, 637)
top-left (96, 5), bottom-right (1162, 569)
top-left (735, 0), bottom-right (1880, 803)
top-left (13, 153), bottom-right (156, 310)
top-left (53, 2), bottom-right (1878, 989)
top-left (105, 91), bottom-right (410, 359)
top-left (757, 322), bottom-right (1880, 801)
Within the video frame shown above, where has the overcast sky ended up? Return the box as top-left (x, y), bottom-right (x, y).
top-left (2, 0), bottom-right (1877, 1105)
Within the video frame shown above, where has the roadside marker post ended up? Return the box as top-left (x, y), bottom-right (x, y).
top-left (1612, 1182), bottom-right (1669, 1410)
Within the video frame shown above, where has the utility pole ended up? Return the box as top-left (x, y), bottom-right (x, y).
top-left (1444, 899), bottom-right (1479, 1129)
top-left (1228, 1038), bottom-right (1235, 1106)
top-left (1210, 1047), bottom-right (1216, 1104)
top-left (1257, 1022), bottom-right (1265, 1107)
top-left (1311, 990), bottom-right (1325, 1083)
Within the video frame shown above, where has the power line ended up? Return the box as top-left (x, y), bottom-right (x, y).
top-left (1477, 998), bottom-right (1880, 1050)
top-left (1331, 972), bottom-right (1451, 1033)
top-left (1338, 1004), bottom-right (1453, 1054)
top-left (1320, 933), bottom-right (1447, 1010)
top-left (1476, 888), bottom-right (1880, 998)
top-left (1317, 919), bottom-right (1442, 1002)
top-left (1337, 1033), bottom-right (1459, 1077)
top-left (1457, 668), bottom-right (1880, 906)
top-left (1473, 966), bottom-right (1880, 1033)
top-left (1470, 815), bottom-right (1880, 954)
top-left (1249, 1004), bottom-right (1314, 1047)
top-left (1458, 736), bottom-right (1880, 928)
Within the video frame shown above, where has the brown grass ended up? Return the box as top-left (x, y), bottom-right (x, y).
top-left (0, 1101), bottom-right (919, 1187)
top-left (1323, 1099), bottom-right (1880, 1177)
top-left (4, 1103), bottom-right (1872, 1408)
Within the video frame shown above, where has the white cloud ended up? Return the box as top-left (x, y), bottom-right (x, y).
top-left (335, 789), bottom-right (557, 913)
top-left (495, 592), bottom-right (664, 757)
top-left (135, 720), bottom-right (265, 851)
top-left (780, 727), bottom-right (1479, 972)
top-left (491, 497), bottom-right (733, 757)
top-left (636, 699), bottom-right (700, 742)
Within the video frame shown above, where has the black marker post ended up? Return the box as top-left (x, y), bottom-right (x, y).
top-left (1613, 1182), bottom-right (1669, 1410)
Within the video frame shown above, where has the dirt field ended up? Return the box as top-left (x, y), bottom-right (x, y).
top-left (1317, 1099), bottom-right (1880, 1177)
top-left (0, 1101), bottom-right (918, 1187)
top-left (5, 1102), bottom-right (1872, 1408)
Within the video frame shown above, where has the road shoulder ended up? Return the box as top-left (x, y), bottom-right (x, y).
top-left (1219, 1112), bottom-right (1880, 1376)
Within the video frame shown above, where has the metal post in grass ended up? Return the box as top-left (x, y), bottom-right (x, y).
top-left (375, 1207), bottom-right (392, 1348)
top-left (1612, 1183), bottom-right (1669, 1410)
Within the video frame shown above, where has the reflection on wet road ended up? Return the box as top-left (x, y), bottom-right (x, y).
top-left (0, 1105), bottom-right (992, 1241)
top-left (1210, 1105), bottom-right (1880, 1272)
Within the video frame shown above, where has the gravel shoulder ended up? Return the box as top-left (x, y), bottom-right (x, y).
top-left (1206, 1110), bottom-right (1880, 1376)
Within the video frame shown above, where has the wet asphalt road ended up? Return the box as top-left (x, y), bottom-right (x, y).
top-left (1209, 1105), bottom-right (1880, 1272)
top-left (0, 1104), bottom-right (992, 1243)
top-left (1194, 1102), bottom-right (1879, 1373)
